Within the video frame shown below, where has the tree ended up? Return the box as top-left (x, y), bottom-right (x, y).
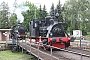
top-left (42, 5), bottom-right (47, 18)
top-left (39, 5), bottom-right (43, 18)
top-left (0, 1), bottom-right (10, 29)
top-left (21, 1), bottom-right (48, 31)
top-left (56, 0), bottom-right (63, 22)
top-left (50, 3), bottom-right (55, 18)
top-left (21, 1), bottom-right (35, 31)
top-left (63, 0), bottom-right (90, 35)
top-left (9, 13), bottom-right (18, 27)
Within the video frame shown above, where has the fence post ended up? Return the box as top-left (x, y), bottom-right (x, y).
top-left (30, 37), bottom-right (33, 60)
top-left (80, 37), bottom-right (82, 49)
top-left (30, 37), bottom-right (31, 55)
top-left (22, 38), bottom-right (23, 54)
top-left (18, 39), bottom-right (20, 52)
top-left (50, 46), bottom-right (52, 60)
top-left (81, 54), bottom-right (83, 60)
top-left (38, 36), bottom-right (41, 60)
top-left (25, 36), bottom-right (26, 43)
top-left (38, 43), bottom-right (40, 60)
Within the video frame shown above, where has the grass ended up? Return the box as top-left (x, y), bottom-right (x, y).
top-left (0, 50), bottom-right (36, 60)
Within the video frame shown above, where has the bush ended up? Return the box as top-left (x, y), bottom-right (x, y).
top-left (82, 30), bottom-right (87, 35)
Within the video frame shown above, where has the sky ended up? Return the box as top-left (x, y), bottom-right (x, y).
top-left (0, 0), bottom-right (66, 23)
top-left (0, 0), bottom-right (67, 12)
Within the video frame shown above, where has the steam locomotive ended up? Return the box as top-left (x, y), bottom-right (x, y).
top-left (29, 15), bottom-right (75, 49)
top-left (10, 23), bottom-right (27, 40)
top-left (10, 23), bottom-right (27, 52)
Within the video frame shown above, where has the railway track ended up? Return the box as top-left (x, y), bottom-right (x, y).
top-left (30, 42), bottom-right (90, 60)
top-left (39, 46), bottom-right (90, 60)
top-left (67, 48), bottom-right (90, 57)
top-left (53, 51), bottom-right (90, 60)
top-left (19, 42), bottom-right (71, 60)
top-left (52, 48), bottom-right (90, 60)
top-left (17, 40), bottom-right (90, 60)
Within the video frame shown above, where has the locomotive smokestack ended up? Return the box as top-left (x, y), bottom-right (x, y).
top-left (54, 9), bottom-right (59, 21)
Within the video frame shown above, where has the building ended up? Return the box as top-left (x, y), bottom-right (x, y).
top-left (0, 29), bottom-right (11, 41)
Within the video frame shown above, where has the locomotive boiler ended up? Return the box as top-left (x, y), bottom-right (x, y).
top-left (10, 23), bottom-right (27, 40)
top-left (29, 16), bottom-right (75, 49)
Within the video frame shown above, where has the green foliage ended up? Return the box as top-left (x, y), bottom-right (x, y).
top-left (82, 29), bottom-right (87, 35)
top-left (50, 3), bottom-right (55, 18)
top-left (0, 1), bottom-right (18, 29)
top-left (56, 0), bottom-right (63, 22)
top-left (39, 4), bottom-right (48, 18)
top-left (0, 0), bottom-right (90, 36)
top-left (9, 13), bottom-right (18, 27)
top-left (22, 1), bottom-right (48, 31)
top-left (42, 5), bottom-right (47, 18)
top-left (39, 5), bottom-right (43, 18)
top-left (63, 0), bottom-right (90, 34)
top-left (0, 2), bottom-right (10, 29)
top-left (21, 1), bottom-right (35, 31)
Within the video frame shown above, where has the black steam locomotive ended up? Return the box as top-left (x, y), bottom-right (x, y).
top-left (10, 23), bottom-right (27, 52)
top-left (30, 16), bottom-right (66, 37)
top-left (29, 15), bottom-right (73, 49)
top-left (10, 23), bottom-right (26, 40)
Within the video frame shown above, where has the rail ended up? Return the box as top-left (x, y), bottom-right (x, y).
top-left (29, 36), bottom-right (59, 60)
top-left (18, 38), bottom-right (59, 60)
top-left (17, 36), bottom-right (90, 60)
top-left (70, 40), bottom-right (90, 49)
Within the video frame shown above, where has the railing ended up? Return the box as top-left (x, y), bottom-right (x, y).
top-left (20, 37), bottom-right (90, 60)
top-left (70, 40), bottom-right (90, 50)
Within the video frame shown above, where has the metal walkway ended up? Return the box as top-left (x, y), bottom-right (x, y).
top-left (18, 41), bottom-right (59, 60)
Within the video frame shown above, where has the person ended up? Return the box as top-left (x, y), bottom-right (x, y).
top-left (70, 35), bottom-right (76, 42)
top-left (10, 26), bottom-right (16, 44)
top-left (12, 34), bottom-right (16, 44)
top-left (80, 35), bottom-right (84, 40)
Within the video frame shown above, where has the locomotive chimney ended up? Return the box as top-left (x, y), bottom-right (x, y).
top-left (54, 9), bottom-right (59, 22)
top-left (54, 9), bottom-right (59, 18)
